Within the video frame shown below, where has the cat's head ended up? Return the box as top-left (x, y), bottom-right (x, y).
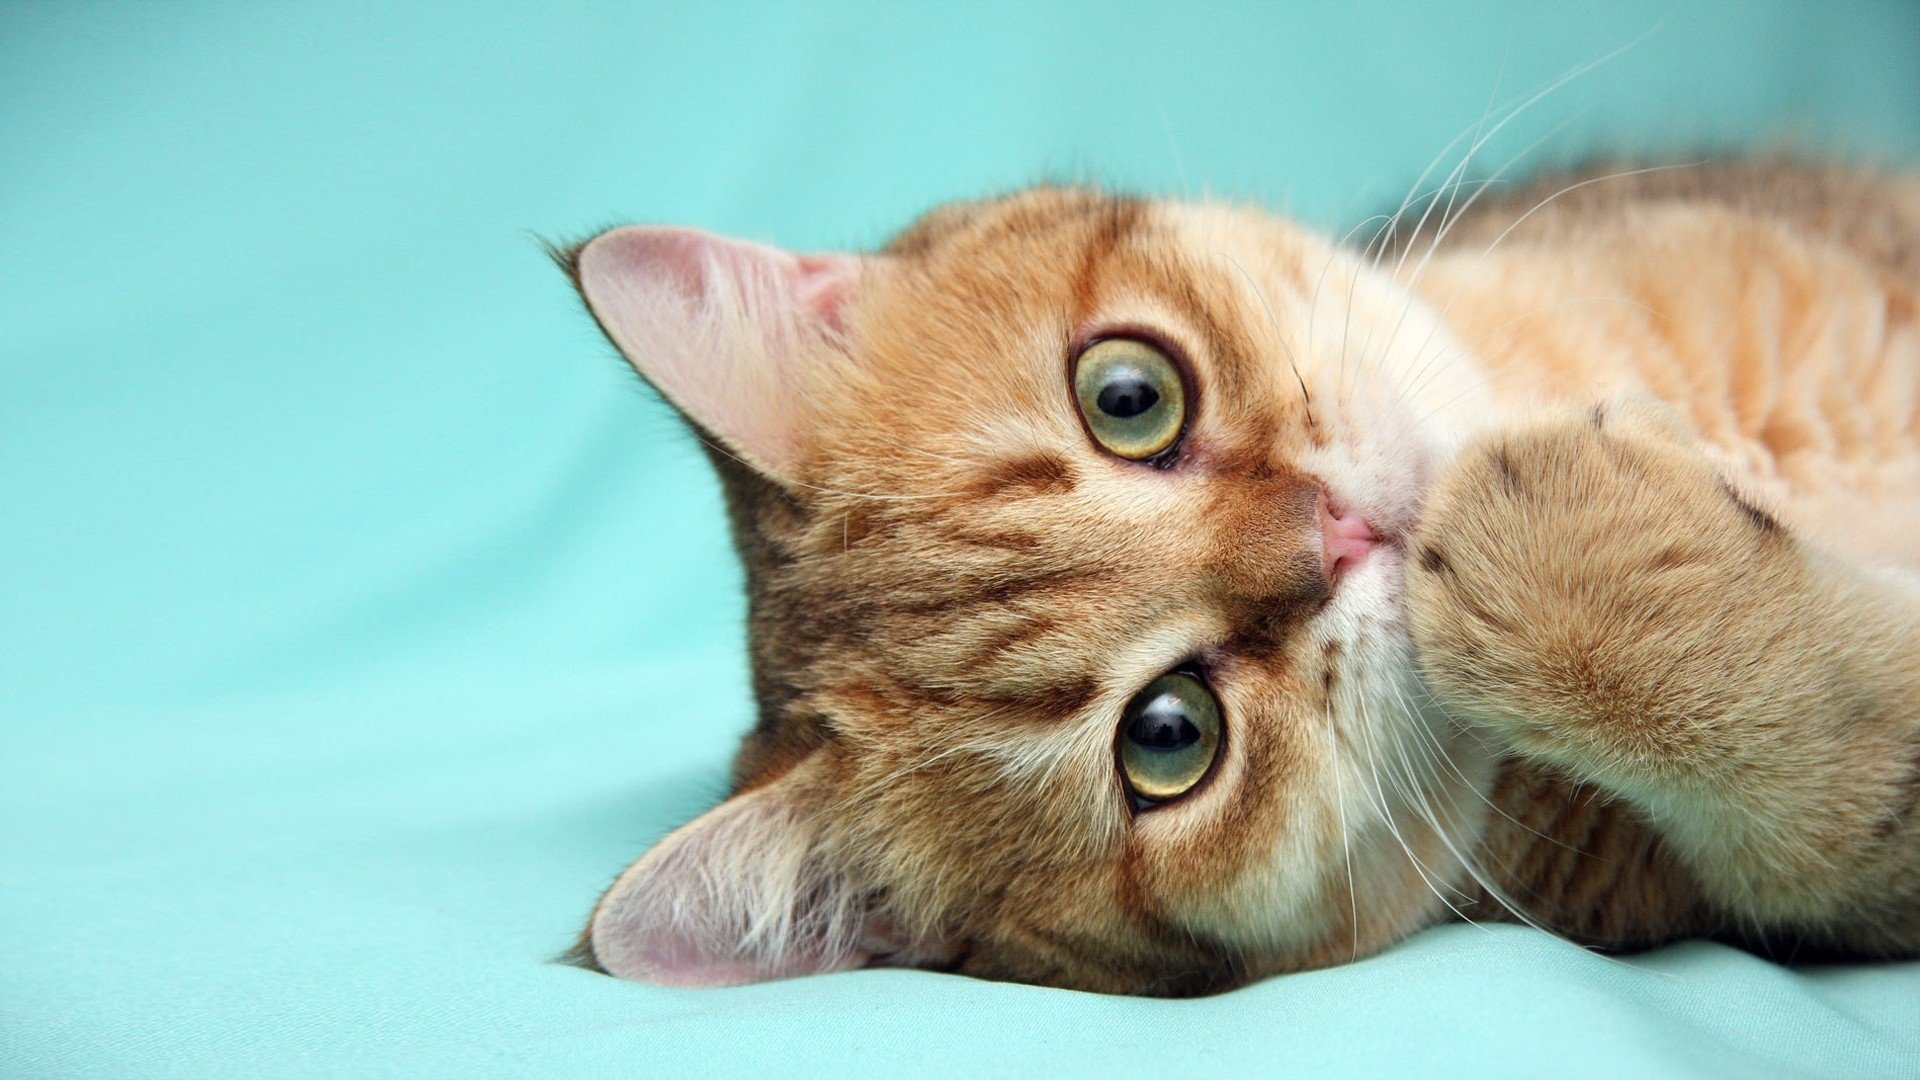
top-left (562, 187), bottom-right (1495, 994)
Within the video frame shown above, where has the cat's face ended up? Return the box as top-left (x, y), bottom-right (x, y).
top-left (567, 188), bottom-right (1496, 994)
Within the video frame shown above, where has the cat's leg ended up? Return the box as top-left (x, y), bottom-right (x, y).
top-left (1407, 400), bottom-right (1920, 955)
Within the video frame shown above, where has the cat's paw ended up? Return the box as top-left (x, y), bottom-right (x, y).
top-left (1405, 398), bottom-right (1805, 764)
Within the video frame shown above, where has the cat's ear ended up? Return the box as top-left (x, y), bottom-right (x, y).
top-left (587, 769), bottom-right (872, 987)
top-left (570, 225), bottom-right (867, 485)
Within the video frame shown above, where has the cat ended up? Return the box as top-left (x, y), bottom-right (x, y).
top-left (556, 159), bottom-right (1920, 994)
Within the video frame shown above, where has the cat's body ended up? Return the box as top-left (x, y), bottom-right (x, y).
top-left (1394, 163), bottom-right (1919, 961)
top-left (562, 159), bottom-right (1920, 993)
top-left (1417, 162), bottom-right (1920, 564)
top-left (1406, 163), bottom-right (1920, 958)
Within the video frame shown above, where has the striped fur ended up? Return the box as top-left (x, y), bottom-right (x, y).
top-left (566, 162), bottom-right (1920, 993)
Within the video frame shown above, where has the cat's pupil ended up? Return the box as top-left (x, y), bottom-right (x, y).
top-left (1128, 699), bottom-right (1199, 750)
top-left (1096, 378), bottom-right (1159, 419)
top-left (1115, 671), bottom-right (1221, 804)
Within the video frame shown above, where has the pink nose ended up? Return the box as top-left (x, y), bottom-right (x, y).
top-left (1320, 494), bottom-right (1379, 580)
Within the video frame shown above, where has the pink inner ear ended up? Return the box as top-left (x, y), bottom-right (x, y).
top-left (613, 935), bottom-right (870, 990)
top-left (573, 226), bottom-right (864, 481)
top-left (794, 254), bottom-right (861, 332)
top-left (587, 781), bottom-right (873, 988)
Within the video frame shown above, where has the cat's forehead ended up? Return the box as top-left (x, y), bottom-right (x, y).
top-left (783, 190), bottom-right (1329, 713)
top-left (843, 191), bottom-right (1320, 457)
top-left (885, 184), bottom-right (1315, 266)
top-left (883, 185), bottom-right (1141, 260)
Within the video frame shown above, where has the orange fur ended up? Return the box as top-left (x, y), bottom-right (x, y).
top-left (565, 161), bottom-right (1920, 993)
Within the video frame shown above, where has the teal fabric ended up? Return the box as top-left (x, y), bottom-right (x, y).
top-left (4, 3), bottom-right (1918, 1076)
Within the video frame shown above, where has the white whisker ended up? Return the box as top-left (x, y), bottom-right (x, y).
top-left (1219, 252), bottom-right (1314, 428)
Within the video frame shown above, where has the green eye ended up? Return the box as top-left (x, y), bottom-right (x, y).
top-left (1072, 338), bottom-right (1187, 461)
top-left (1117, 672), bottom-right (1222, 805)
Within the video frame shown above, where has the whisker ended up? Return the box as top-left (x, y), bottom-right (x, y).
top-left (1348, 687), bottom-right (1480, 925)
top-left (1376, 110), bottom-right (1585, 398)
top-left (1390, 680), bottom-right (1577, 853)
top-left (1313, 212), bottom-right (1400, 380)
top-left (1319, 668), bottom-right (1363, 960)
top-left (1342, 25), bottom-right (1658, 405)
top-left (1219, 252), bottom-right (1314, 431)
top-left (1385, 161), bottom-right (1706, 426)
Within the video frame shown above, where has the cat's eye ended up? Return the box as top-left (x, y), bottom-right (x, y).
top-left (1072, 338), bottom-right (1187, 461)
top-left (1117, 671), bottom-right (1222, 806)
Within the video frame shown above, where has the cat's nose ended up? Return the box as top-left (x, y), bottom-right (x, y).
top-left (1204, 470), bottom-right (1330, 620)
top-left (1319, 492), bottom-right (1380, 581)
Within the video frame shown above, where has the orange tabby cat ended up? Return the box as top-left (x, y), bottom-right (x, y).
top-left (558, 160), bottom-right (1920, 994)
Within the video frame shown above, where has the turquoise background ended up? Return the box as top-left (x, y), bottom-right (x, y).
top-left (4, 2), bottom-right (1917, 1076)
